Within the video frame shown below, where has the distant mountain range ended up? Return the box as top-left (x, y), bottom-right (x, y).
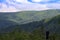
top-left (0, 9), bottom-right (60, 34)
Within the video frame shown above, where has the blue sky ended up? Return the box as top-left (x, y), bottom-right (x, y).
top-left (0, 0), bottom-right (60, 12)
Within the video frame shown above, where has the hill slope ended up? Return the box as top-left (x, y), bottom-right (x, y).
top-left (0, 9), bottom-right (60, 33)
top-left (0, 9), bottom-right (60, 24)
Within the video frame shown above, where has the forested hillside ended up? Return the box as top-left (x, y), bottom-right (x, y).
top-left (0, 9), bottom-right (60, 40)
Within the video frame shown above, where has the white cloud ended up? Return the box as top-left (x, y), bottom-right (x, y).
top-left (32, 0), bottom-right (42, 2)
top-left (44, 0), bottom-right (50, 1)
top-left (46, 3), bottom-right (60, 9)
top-left (0, 3), bottom-right (50, 12)
top-left (0, 4), bottom-right (19, 12)
top-left (12, 0), bottom-right (33, 4)
top-left (0, 0), bottom-right (60, 12)
top-left (17, 4), bottom-right (50, 10)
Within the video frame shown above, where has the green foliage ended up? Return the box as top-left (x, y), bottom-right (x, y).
top-left (0, 26), bottom-right (60, 40)
top-left (0, 9), bottom-right (59, 24)
top-left (0, 9), bottom-right (60, 40)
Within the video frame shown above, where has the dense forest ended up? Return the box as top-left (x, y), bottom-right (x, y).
top-left (0, 15), bottom-right (60, 40)
top-left (0, 26), bottom-right (60, 40)
top-left (0, 10), bottom-right (60, 40)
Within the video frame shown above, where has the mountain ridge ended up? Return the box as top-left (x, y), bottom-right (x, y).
top-left (0, 9), bottom-right (60, 34)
